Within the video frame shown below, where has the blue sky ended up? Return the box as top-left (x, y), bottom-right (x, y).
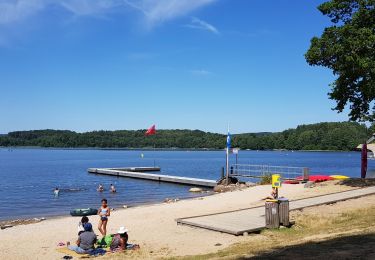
top-left (0, 0), bottom-right (349, 134)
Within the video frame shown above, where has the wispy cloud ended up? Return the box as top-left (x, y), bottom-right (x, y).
top-left (123, 0), bottom-right (217, 27)
top-left (59, 0), bottom-right (120, 16)
top-left (190, 69), bottom-right (213, 76)
top-left (0, 0), bottom-right (119, 25)
top-left (0, 0), bottom-right (218, 47)
top-left (0, 0), bottom-right (45, 25)
top-left (185, 17), bottom-right (219, 34)
top-left (0, 0), bottom-right (217, 26)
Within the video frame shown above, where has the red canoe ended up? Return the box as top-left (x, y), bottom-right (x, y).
top-left (296, 175), bottom-right (334, 182)
top-left (283, 180), bottom-right (300, 184)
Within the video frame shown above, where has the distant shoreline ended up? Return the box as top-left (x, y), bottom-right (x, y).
top-left (0, 146), bottom-right (358, 152)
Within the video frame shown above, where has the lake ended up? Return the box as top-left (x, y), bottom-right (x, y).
top-left (0, 148), bottom-right (373, 221)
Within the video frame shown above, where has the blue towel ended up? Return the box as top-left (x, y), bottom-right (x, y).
top-left (89, 248), bottom-right (106, 256)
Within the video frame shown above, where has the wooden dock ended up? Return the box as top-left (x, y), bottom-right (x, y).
top-left (88, 167), bottom-right (217, 188)
top-left (176, 186), bottom-right (375, 235)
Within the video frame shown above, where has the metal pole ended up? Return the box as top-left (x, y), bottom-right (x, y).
top-left (236, 153), bottom-right (238, 174)
top-left (226, 147), bottom-right (229, 185)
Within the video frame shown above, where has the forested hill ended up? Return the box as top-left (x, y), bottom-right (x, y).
top-left (0, 122), bottom-right (372, 151)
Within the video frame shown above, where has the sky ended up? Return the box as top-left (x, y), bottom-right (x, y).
top-left (0, 0), bottom-right (350, 134)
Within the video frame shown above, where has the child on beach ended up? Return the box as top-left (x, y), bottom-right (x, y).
top-left (78, 216), bottom-right (89, 235)
top-left (98, 199), bottom-right (110, 237)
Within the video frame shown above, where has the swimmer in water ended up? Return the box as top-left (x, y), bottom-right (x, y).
top-left (110, 184), bottom-right (116, 193)
top-left (97, 184), bottom-right (104, 192)
top-left (54, 187), bottom-right (59, 197)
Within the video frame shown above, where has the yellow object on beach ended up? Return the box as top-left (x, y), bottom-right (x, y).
top-left (272, 174), bottom-right (281, 188)
top-left (330, 175), bottom-right (350, 180)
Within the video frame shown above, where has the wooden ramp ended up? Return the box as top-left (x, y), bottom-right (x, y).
top-left (176, 186), bottom-right (375, 235)
top-left (88, 167), bottom-right (217, 188)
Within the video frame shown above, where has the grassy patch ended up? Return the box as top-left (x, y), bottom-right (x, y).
top-left (170, 206), bottom-right (375, 260)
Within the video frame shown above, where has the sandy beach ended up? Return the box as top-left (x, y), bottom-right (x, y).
top-left (0, 182), bottom-right (358, 259)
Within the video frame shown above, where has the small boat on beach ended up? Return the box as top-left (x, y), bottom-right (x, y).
top-left (330, 175), bottom-right (350, 180)
top-left (70, 208), bottom-right (98, 217)
top-left (296, 175), bottom-right (334, 182)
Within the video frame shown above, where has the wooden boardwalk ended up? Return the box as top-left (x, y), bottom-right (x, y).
top-left (88, 167), bottom-right (217, 187)
top-left (176, 186), bottom-right (375, 235)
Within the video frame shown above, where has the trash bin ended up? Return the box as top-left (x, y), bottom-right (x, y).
top-left (278, 198), bottom-right (289, 226)
top-left (265, 199), bottom-right (279, 229)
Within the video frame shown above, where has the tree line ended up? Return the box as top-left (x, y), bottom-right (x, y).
top-left (0, 122), bottom-right (373, 151)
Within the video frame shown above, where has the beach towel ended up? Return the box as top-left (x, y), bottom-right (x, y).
top-left (97, 235), bottom-right (113, 248)
top-left (56, 247), bottom-right (90, 258)
top-left (89, 248), bottom-right (106, 256)
top-left (57, 247), bottom-right (108, 258)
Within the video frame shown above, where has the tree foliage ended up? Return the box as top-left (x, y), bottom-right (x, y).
top-left (305, 0), bottom-right (375, 121)
top-left (0, 122), bottom-right (371, 151)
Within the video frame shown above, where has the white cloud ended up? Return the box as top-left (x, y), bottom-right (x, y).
top-left (0, 0), bottom-right (46, 25)
top-left (59, 0), bottom-right (120, 16)
top-left (0, 0), bottom-right (218, 46)
top-left (190, 69), bottom-right (213, 76)
top-left (123, 0), bottom-right (217, 26)
top-left (185, 16), bottom-right (219, 34)
top-left (0, 0), bottom-right (217, 26)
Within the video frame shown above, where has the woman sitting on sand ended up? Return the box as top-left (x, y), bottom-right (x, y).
top-left (67, 223), bottom-right (97, 254)
top-left (110, 227), bottom-right (128, 251)
top-left (98, 198), bottom-right (110, 237)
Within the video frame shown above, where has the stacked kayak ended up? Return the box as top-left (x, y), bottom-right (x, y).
top-left (283, 180), bottom-right (300, 184)
top-left (285, 174), bottom-right (349, 184)
top-left (296, 175), bottom-right (334, 182)
top-left (330, 175), bottom-right (350, 180)
top-left (70, 208), bottom-right (98, 216)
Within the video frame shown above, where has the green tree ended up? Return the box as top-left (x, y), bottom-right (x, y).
top-left (305, 0), bottom-right (375, 121)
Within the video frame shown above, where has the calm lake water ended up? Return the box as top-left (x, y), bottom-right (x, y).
top-left (0, 148), bottom-right (374, 221)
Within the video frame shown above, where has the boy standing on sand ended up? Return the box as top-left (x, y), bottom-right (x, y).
top-left (98, 198), bottom-right (110, 237)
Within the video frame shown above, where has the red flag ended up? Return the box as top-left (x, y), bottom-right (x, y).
top-left (145, 125), bottom-right (156, 136)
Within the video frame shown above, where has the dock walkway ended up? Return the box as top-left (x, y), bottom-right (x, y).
top-left (176, 186), bottom-right (375, 235)
top-left (88, 167), bottom-right (217, 187)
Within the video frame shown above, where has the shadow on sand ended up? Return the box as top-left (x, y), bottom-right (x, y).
top-left (337, 178), bottom-right (375, 187)
top-left (241, 233), bottom-right (375, 259)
